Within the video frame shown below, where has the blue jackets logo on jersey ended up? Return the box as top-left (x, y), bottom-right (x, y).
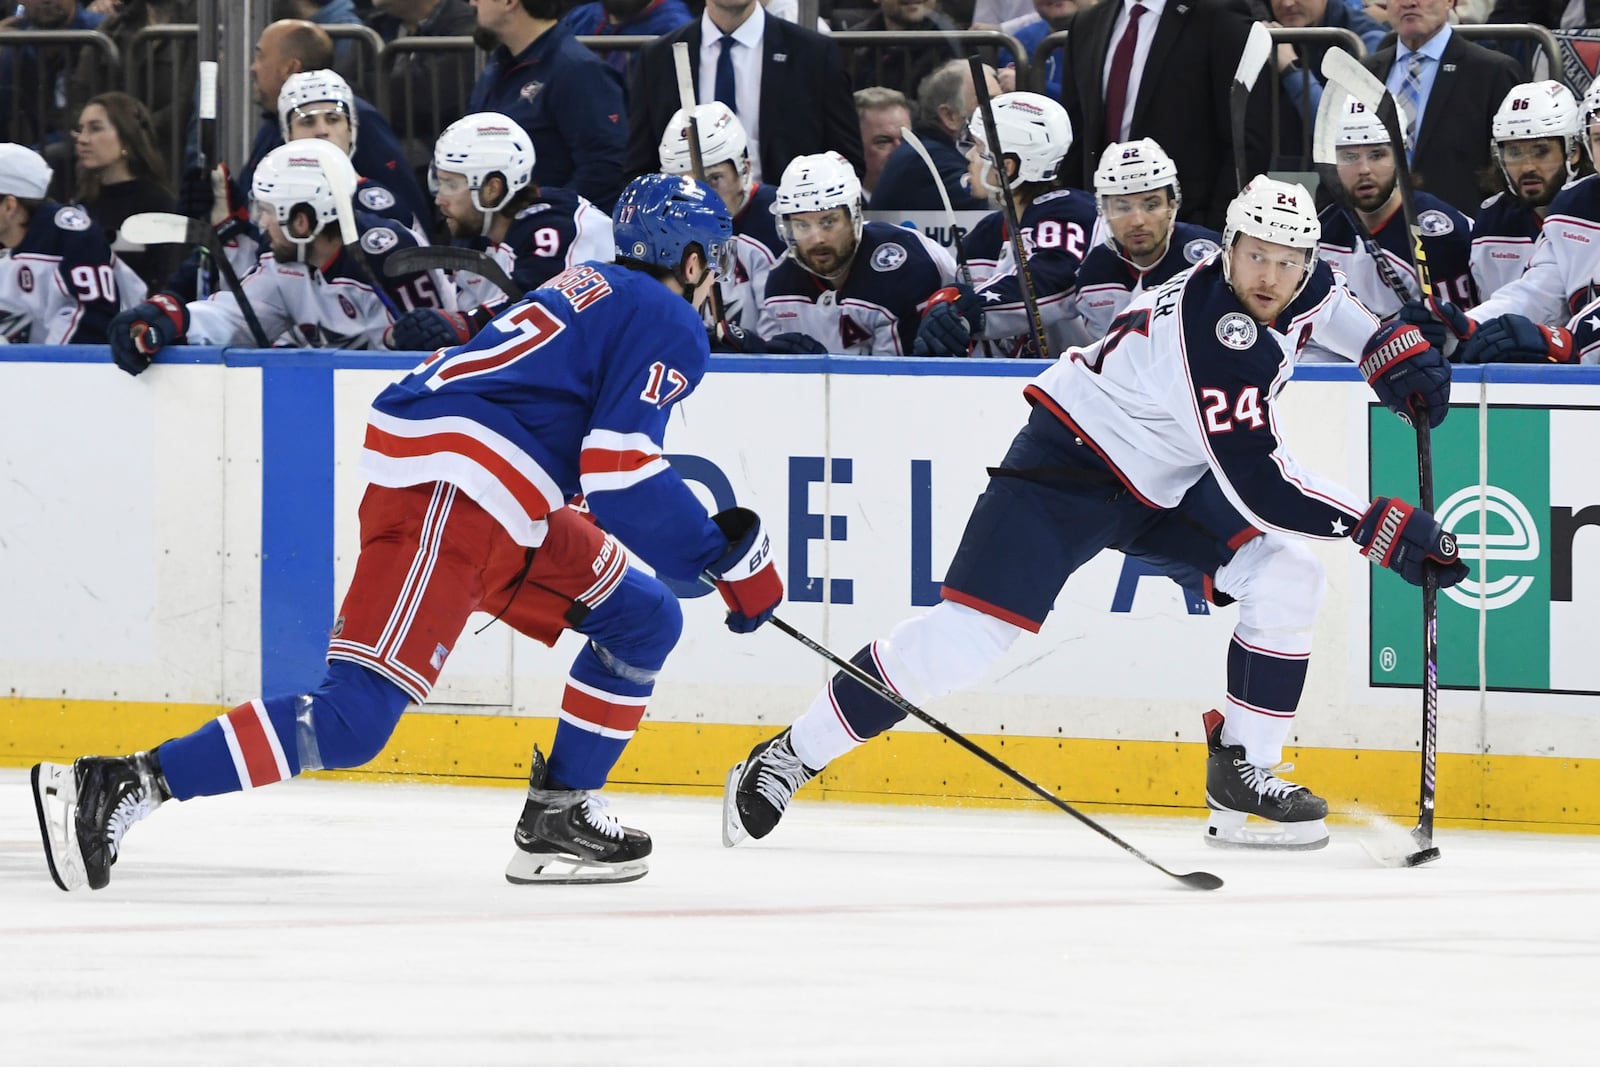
top-left (54, 207), bottom-right (90, 232)
top-left (520, 81), bottom-right (543, 101)
top-left (870, 242), bottom-right (907, 271)
top-left (1184, 238), bottom-right (1220, 264)
top-left (358, 185), bottom-right (395, 211)
top-left (1216, 312), bottom-right (1257, 350)
top-left (361, 228), bottom-right (398, 254)
top-left (1418, 210), bottom-right (1454, 236)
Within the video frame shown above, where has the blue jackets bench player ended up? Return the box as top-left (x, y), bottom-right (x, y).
top-left (724, 177), bottom-right (1466, 855)
top-left (34, 174), bottom-right (783, 893)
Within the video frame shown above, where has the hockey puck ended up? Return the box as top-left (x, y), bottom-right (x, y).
top-left (1401, 846), bottom-right (1442, 867)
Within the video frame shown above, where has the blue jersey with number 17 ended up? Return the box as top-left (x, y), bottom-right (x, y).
top-left (361, 260), bottom-right (726, 579)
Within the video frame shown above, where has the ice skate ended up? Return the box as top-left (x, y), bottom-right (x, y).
top-left (1202, 710), bottom-right (1329, 851)
top-left (504, 746), bottom-right (651, 885)
top-left (723, 729), bottom-right (818, 846)
top-left (31, 751), bottom-right (170, 891)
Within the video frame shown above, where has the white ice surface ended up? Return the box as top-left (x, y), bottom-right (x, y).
top-left (3, 768), bottom-right (1599, 1066)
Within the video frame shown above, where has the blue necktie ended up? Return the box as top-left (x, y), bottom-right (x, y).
top-left (1396, 52), bottom-right (1426, 163)
top-left (716, 34), bottom-right (737, 114)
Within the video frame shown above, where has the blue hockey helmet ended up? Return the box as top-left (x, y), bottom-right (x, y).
top-left (612, 173), bottom-right (732, 273)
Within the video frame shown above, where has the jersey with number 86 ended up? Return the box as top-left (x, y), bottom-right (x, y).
top-left (1026, 255), bottom-right (1371, 541)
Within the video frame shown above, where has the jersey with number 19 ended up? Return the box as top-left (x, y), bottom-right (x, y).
top-left (1027, 256), bottom-right (1369, 540)
top-left (361, 260), bottom-right (727, 578)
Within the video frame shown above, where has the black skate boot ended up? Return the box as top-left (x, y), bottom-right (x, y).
top-left (1202, 710), bottom-right (1329, 850)
top-left (31, 751), bottom-right (171, 891)
top-left (504, 746), bottom-right (651, 885)
top-left (722, 729), bottom-right (819, 847)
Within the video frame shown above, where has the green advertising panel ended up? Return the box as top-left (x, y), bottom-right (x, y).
top-left (1369, 406), bottom-right (1550, 691)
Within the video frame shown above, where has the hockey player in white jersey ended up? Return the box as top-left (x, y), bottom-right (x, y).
top-left (916, 92), bottom-right (1099, 357)
top-left (1471, 81), bottom-right (1583, 303)
top-left (725, 177), bottom-right (1468, 852)
top-left (1074, 139), bottom-right (1221, 340)
top-left (108, 140), bottom-right (450, 372)
top-left (756, 150), bottom-right (958, 355)
top-left (657, 102), bottom-right (785, 333)
top-left (1317, 97), bottom-right (1476, 319)
top-left (0, 143), bottom-right (142, 344)
top-left (385, 113), bottom-right (613, 351)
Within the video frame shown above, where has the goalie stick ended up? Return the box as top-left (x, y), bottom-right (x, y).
top-left (120, 211), bottom-right (271, 349)
top-left (718, 585), bottom-right (1223, 890)
top-left (1321, 48), bottom-right (1443, 869)
top-left (383, 245), bottom-right (521, 303)
top-left (1230, 22), bottom-right (1273, 193)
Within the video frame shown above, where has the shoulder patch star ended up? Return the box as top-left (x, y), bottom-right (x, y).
top-left (1331, 517), bottom-right (1349, 535)
top-left (981, 289), bottom-right (1003, 303)
top-left (1586, 314), bottom-right (1600, 333)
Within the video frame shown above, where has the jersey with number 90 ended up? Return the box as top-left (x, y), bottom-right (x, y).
top-left (361, 259), bottom-right (727, 579)
top-left (1026, 256), bottom-right (1369, 541)
top-left (0, 202), bottom-right (143, 344)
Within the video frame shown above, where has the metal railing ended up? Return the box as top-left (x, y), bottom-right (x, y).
top-left (0, 30), bottom-right (122, 200)
top-left (1456, 23), bottom-right (1562, 79)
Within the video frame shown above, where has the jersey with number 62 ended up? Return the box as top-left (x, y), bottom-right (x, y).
top-left (1025, 256), bottom-right (1368, 540)
top-left (361, 260), bottom-right (727, 579)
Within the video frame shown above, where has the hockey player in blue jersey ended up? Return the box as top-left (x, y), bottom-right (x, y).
top-left (915, 92), bottom-right (1098, 358)
top-left (108, 140), bottom-right (451, 368)
top-left (1470, 82), bottom-right (1583, 304)
top-left (724, 176), bottom-right (1466, 853)
top-left (34, 173), bottom-right (784, 891)
top-left (1075, 139), bottom-right (1221, 341)
top-left (385, 113), bottom-right (614, 351)
top-left (1317, 97), bottom-right (1476, 319)
top-left (0, 143), bottom-right (141, 344)
top-left (755, 150), bottom-right (959, 355)
top-left (657, 102), bottom-right (785, 333)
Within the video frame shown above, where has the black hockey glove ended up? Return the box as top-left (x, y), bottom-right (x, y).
top-left (384, 307), bottom-right (491, 351)
top-left (913, 285), bottom-right (983, 357)
top-left (1397, 297), bottom-right (1473, 354)
top-left (764, 332), bottom-right (828, 355)
top-left (712, 320), bottom-right (764, 353)
top-left (1360, 320), bottom-right (1450, 428)
top-left (109, 293), bottom-right (188, 376)
top-left (180, 163), bottom-right (248, 241)
top-left (1351, 497), bottom-right (1469, 589)
top-left (705, 507), bottom-right (783, 633)
top-left (1457, 314), bottom-right (1576, 365)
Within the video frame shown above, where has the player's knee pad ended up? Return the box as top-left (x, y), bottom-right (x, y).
top-left (876, 601), bottom-right (1024, 706)
top-left (297, 659), bottom-right (414, 770)
top-left (577, 566), bottom-right (683, 680)
top-left (1217, 535), bottom-right (1325, 645)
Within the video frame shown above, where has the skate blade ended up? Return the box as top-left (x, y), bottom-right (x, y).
top-left (1204, 810), bottom-right (1329, 851)
top-left (504, 848), bottom-right (648, 886)
top-left (721, 759), bottom-right (750, 848)
top-left (31, 762), bottom-right (87, 891)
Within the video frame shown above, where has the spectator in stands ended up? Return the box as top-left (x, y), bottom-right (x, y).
top-left (69, 2), bottom-right (194, 182)
top-left (855, 87), bottom-right (911, 203)
top-left (1361, 0), bottom-right (1523, 218)
top-left (468, 0), bottom-right (628, 211)
top-left (559, 0), bottom-right (695, 81)
top-left (0, 0), bottom-right (105, 193)
top-left (367, 0), bottom-right (477, 197)
top-left (1258, 0), bottom-right (1387, 169)
top-left (844, 0), bottom-right (962, 100)
top-left (870, 59), bottom-right (999, 213)
top-left (995, 0), bottom-right (1083, 98)
top-left (71, 91), bottom-right (180, 291)
top-left (971, 0), bottom-right (1035, 25)
top-left (624, 0), bottom-right (864, 184)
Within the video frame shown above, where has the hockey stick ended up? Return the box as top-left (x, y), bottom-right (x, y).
top-left (1311, 79), bottom-right (1414, 308)
top-left (900, 125), bottom-right (973, 288)
top-left (672, 41), bottom-right (729, 323)
top-left (384, 245), bottom-right (521, 303)
top-left (194, 59), bottom-right (219, 300)
top-left (1230, 22), bottom-right (1273, 193)
top-left (744, 605), bottom-right (1222, 890)
top-left (967, 54), bottom-right (1050, 359)
top-left (1322, 49), bottom-right (1443, 868)
top-left (298, 138), bottom-right (403, 320)
top-left (121, 211), bottom-right (272, 348)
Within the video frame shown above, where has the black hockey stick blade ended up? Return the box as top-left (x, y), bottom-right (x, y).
top-left (727, 586), bottom-right (1222, 889)
top-left (383, 245), bottom-right (521, 303)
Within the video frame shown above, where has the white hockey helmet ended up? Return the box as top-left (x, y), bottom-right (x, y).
top-left (1582, 78), bottom-right (1600, 161)
top-left (1222, 175), bottom-right (1319, 297)
top-left (967, 91), bottom-right (1071, 192)
top-left (1493, 80), bottom-right (1580, 184)
top-left (772, 151), bottom-right (864, 278)
top-left (1094, 138), bottom-right (1180, 201)
top-left (657, 102), bottom-right (754, 204)
top-left (252, 139), bottom-right (354, 259)
top-left (1334, 96), bottom-right (1407, 151)
top-left (278, 69), bottom-right (359, 155)
top-left (430, 111), bottom-right (535, 221)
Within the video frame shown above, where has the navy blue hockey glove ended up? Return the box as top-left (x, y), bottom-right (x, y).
top-left (384, 308), bottom-right (488, 351)
top-left (914, 285), bottom-right (984, 357)
top-left (1352, 497), bottom-right (1469, 589)
top-left (109, 293), bottom-right (188, 376)
top-left (1397, 298), bottom-right (1473, 353)
top-left (180, 163), bottom-right (248, 240)
top-left (705, 507), bottom-right (783, 633)
top-left (712, 320), bottom-right (763, 353)
top-left (1360, 321), bottom-right (1451, 428)
top-left (764, 332), bottom-right (828, 355)
top-left (1456, 313), bottom-right (1576, 365)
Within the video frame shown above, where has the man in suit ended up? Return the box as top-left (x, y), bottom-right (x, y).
top-left (1363, 0), bottom-right (1525, 219)
top-left (624, 0), bottom-right (864, 184)
top-left (1058, 0), bottom-right (1272, 230)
